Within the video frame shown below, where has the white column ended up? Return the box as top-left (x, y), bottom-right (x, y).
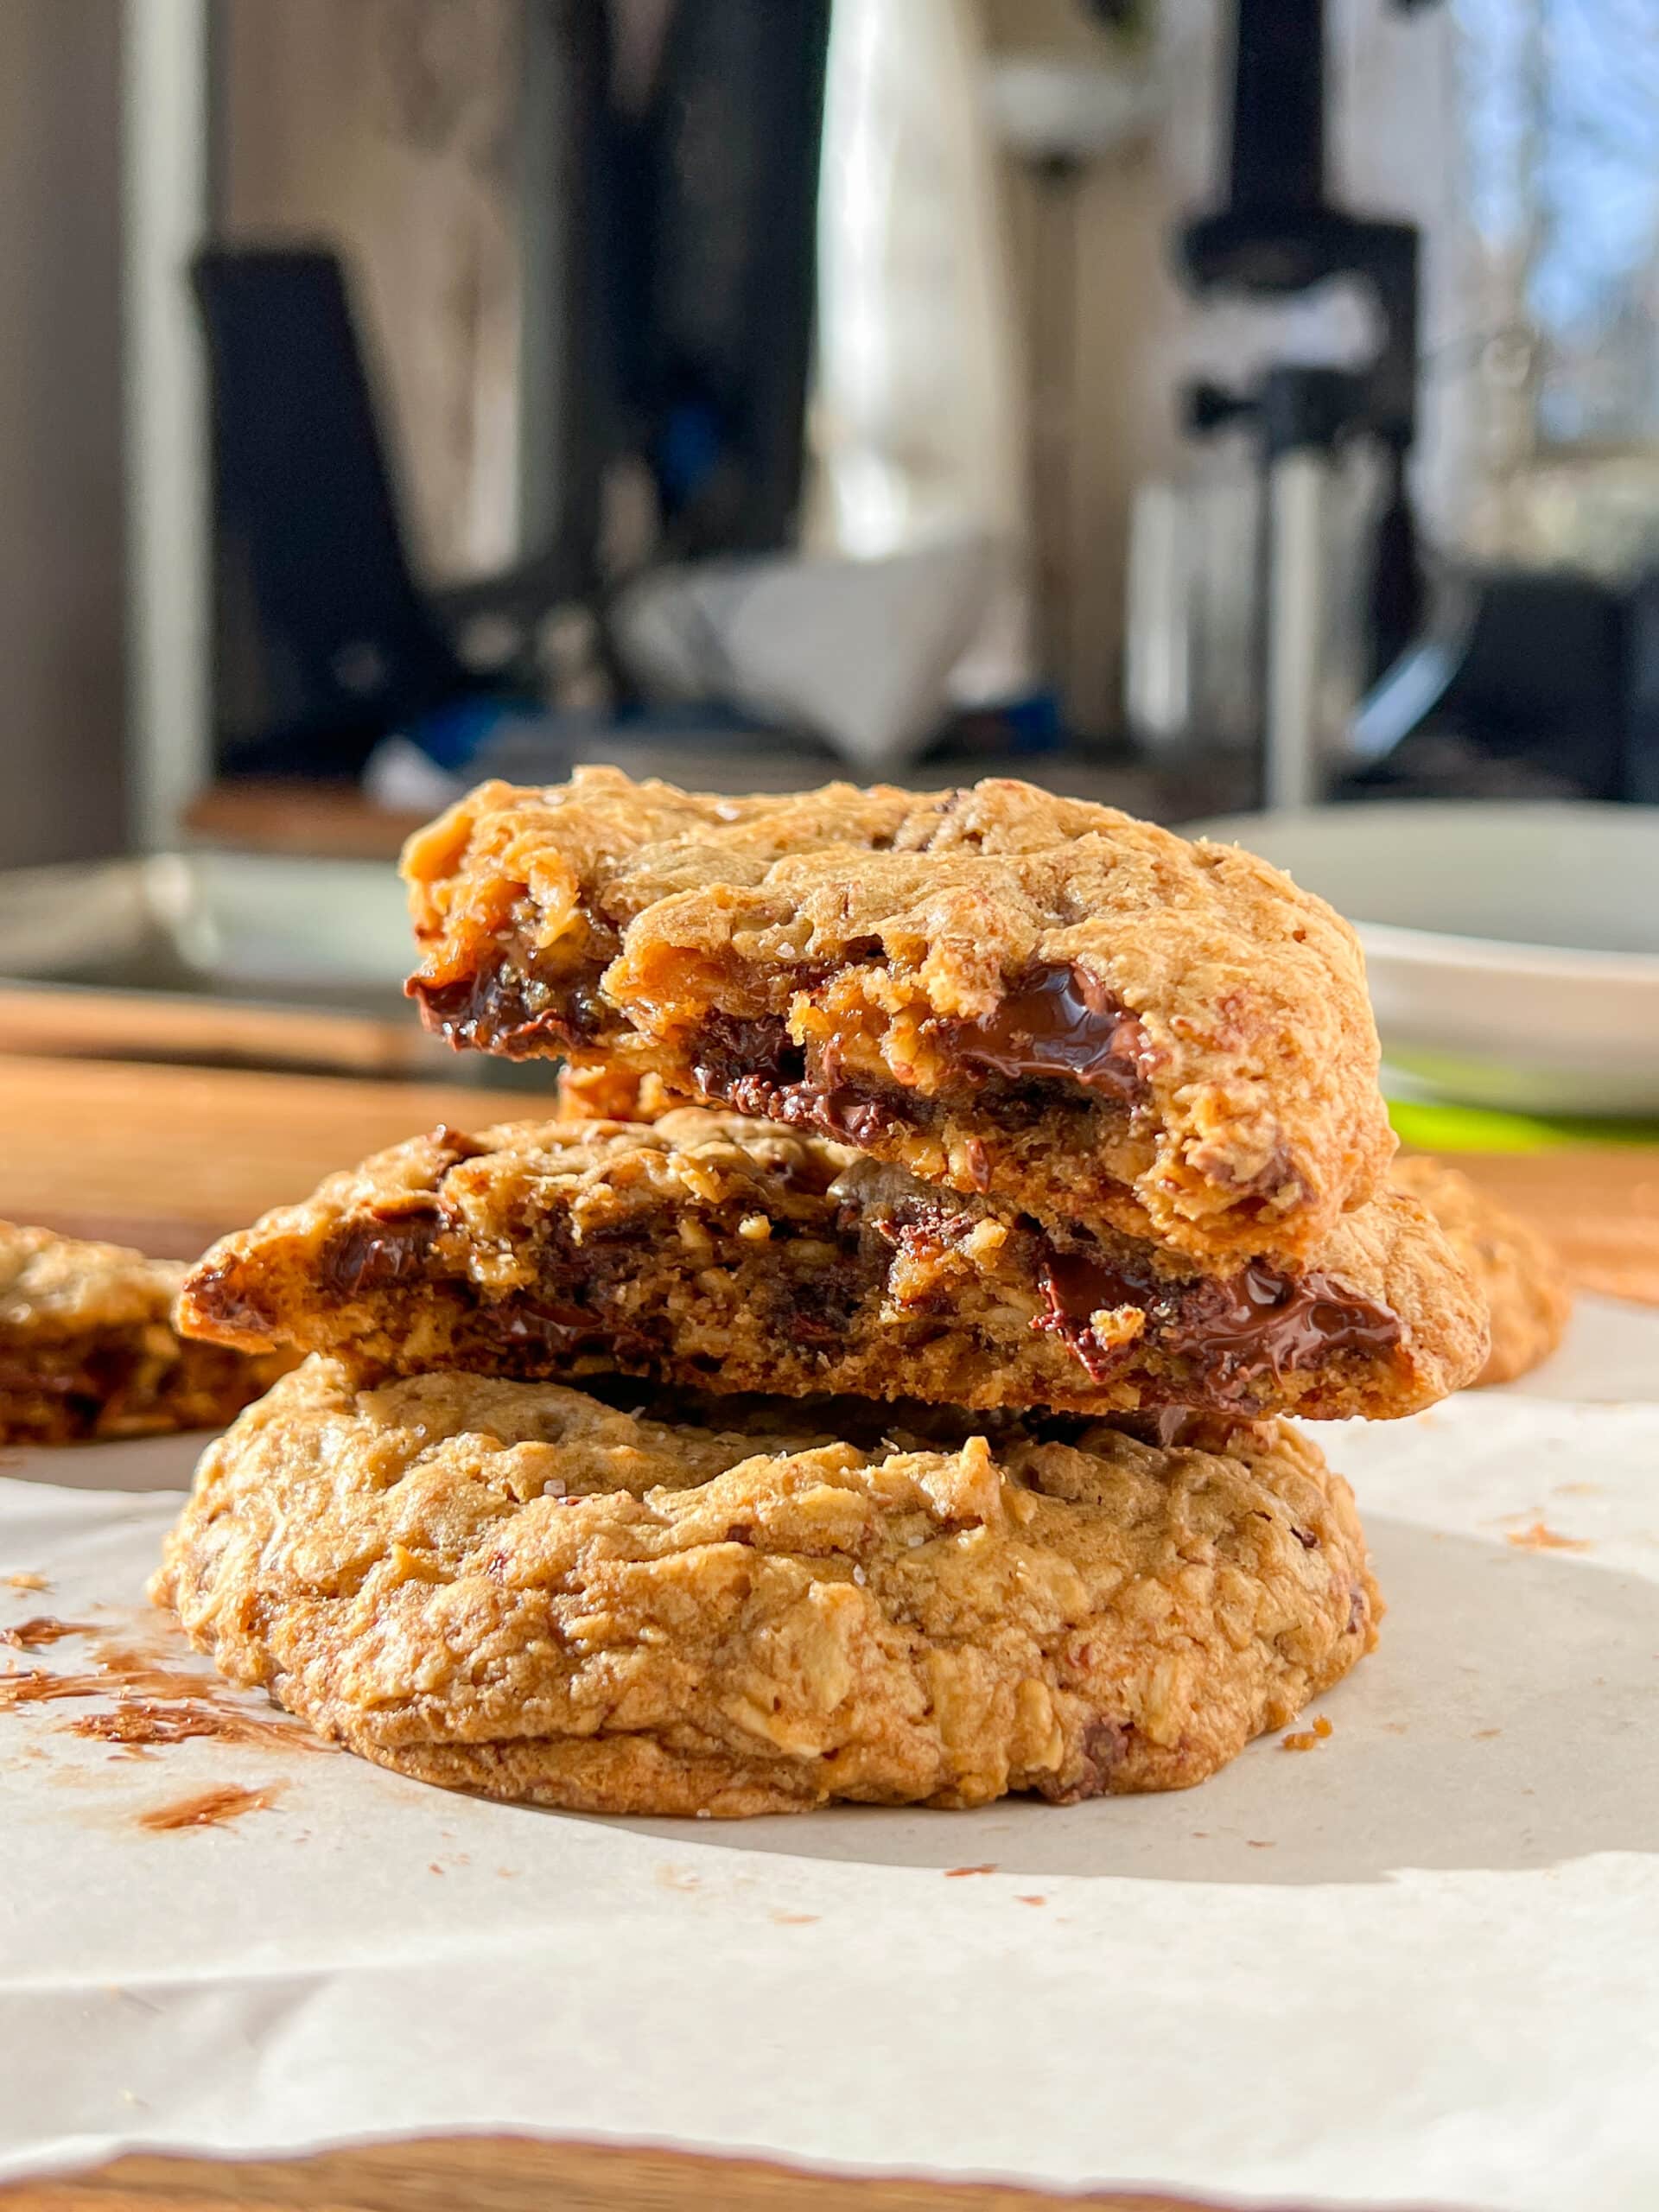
top-left (122, 0), bottom-right (211, 852)
top-left (1264, 448), bottom-right (1326, 813)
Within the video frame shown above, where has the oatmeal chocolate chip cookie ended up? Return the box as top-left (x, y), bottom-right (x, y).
top-left (0, 1222), bottom-right (290, 1446)
top-left (1389, 1156), bottom-right (1571, 1387)
top-left (179, 1113), bottom-right (1485, 1421)
top-left (152, 1358), bottom-right (1379, 1815)
top-left (401, 768), bottom-right (1394, 1264)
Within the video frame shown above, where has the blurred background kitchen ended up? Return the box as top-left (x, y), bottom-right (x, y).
top-left (3, 0), bottom-right (1658, 1115)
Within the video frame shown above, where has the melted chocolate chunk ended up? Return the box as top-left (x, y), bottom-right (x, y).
top-left (322, 1217), bottom-right (439, 1297)
top-left (1038, 1717), bottom-right (1132, 1803)
top-left (483, 1300), bottom-right (599, 1353)
top-left (410, 953), bottom-right (611, 1058)
top-left (1035, 1244), bottom-right (1400, 1398)
top-left (175, 1261), bottom-right (275, 1340)
top-left (945, 964), bottom-right (1152, 1103)
top-left (685, 965), bottom-right (1151, 1141)
top-left (689, 1014), bottom-right (925, 1147)
top-left (782, 1270), bottom-right (866, 1351)
top-left (1180, 1262), bottom-right (1402, 1382)
top-left (691, 1013), bottom-right (806, 1098)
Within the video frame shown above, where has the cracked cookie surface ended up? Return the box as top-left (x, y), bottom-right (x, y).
top-left (0, 1221), bottom-right (289, 1446)
top-left (152, 1357), bottom-right (1379, 1815)
top-left (180, 1113), bottom-right (1485, 1422)
top-left (402, 768), bottom-right (1394, 1265)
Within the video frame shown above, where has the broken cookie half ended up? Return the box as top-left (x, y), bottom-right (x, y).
top-left (400, 767), bottom-right (1396, 1267)
top-left (178, 1111), bottom-right (1487, 1423)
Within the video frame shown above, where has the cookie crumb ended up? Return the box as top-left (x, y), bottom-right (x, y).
top-left (1014, 1894), bottom-right (1046, 1907)
top-left (1281, 1715), bottom-right (1333, 1751)
top-left (944, 1864), bottom-right (998, 1878)
top-left (4, 1572), bottom-right (49, 1592)
top-left (1505, 1522), bottom-right (1591, 1553)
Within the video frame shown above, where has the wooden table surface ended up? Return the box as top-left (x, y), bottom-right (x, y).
top-left (3, 1052), bottom-right (1656, 2212)
top-left (3, 1051), bottom-right (1654, 1305)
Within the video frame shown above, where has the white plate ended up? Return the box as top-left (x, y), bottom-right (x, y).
top-left (1186, 801), bottom-right (1659, 1116)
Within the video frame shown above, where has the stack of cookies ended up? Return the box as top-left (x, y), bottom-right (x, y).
top-left (156, 772), bottom-right (1489, 1816)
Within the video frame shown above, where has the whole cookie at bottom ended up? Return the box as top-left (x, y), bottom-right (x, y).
top-left (153, 1359), bottom-right (1379, 1815)
top-left (1390, 1156), bottom-right (1572, 1386)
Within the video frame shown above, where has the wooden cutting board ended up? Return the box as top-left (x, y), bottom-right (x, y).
top-left (0, 1053), bottom-right (1652, 1303)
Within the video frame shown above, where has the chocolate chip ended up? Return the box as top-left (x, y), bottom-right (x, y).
top-left (410, 948), bottom-right (611, 1058)
top-left (1039, 1717), bottom-right (1131, 1802)
top-left (938, 963), bottom-right (1154, 1101)
top-left (687, 1013), bottom-right (925, 1147)
top-left (183, 1262), bottom-right (277, 1338)
top-left (321, 1218), bottom-right (437, 1295)
top-left (1033, 1240), bottom-right (1401, 1402)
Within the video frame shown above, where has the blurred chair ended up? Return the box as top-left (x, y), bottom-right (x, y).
top-left (194, 246), bottom-right (562, 778)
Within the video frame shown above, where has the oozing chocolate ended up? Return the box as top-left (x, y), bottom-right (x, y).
top-left (683, 967), bottom-right (1153, 1148)
top-left (940, 964), bottom-right (1153, 1103)
top-left (410, 950), bottom-right (613, 1058)
top-left (229, 1124), bottom-right (1404, 1415)
top-left (688, 1014), bottom-right (927, 1149)
top-left (862, 1182), bottom-right (1399, 1402)
top-left (1034, 1244), bottom-right (1399, 1397)
top-left (323, 1214), bottom-right (441, 1297)
top-left (414, 944), bottom-right (1153, 1138)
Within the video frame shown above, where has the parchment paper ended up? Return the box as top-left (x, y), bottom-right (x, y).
top-left (3, 1297), bottom-right (1657, 2210)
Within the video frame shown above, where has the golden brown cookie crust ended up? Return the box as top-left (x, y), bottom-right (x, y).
top-left (401, 769), bottom-right (1395, 1265)
top-left (552, 1064), bottom-right (677, 1123)
top-left (153, 1358), bottom-right (1380, 1815)
top-left (1389, 1156), bottom-right (1572, 1387)
top-left (0, 1221), bottom-right (289, 1446)
top-left (179, 1113), bottom-right (1485, 1421)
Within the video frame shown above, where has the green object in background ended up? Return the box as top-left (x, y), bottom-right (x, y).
top-left (1388, 1099), bottom-right (1659, 1154)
